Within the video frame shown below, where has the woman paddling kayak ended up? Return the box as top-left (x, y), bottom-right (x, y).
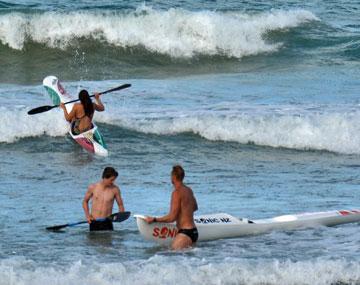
top-left (60, 90), bottom-right (105, 135)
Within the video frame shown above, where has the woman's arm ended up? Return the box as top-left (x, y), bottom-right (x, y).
top-left (60, 103), bottom-right (76, 122)
top-left (93, 93), bottom-right (105, 112)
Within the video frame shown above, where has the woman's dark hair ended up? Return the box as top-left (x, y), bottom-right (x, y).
top-left (102, 167), bottom-right (119, 179)
top-left (79, 90), bottom-right (94, 117)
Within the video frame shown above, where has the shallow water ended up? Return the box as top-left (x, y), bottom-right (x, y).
top-left (0, 0), bottom-right (359, 284)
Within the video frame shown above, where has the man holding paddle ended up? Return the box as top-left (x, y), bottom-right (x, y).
top-left (83, 167), bottom-right (125, 231)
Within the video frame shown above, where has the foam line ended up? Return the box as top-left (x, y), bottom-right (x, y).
top-left (0, 7), bottom-right (318, 58)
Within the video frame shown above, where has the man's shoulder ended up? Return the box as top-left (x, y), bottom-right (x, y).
top-left (111, 184), bottom-right (120, 191)
top-left (181, 184), bottom-right (192, 192)
top-left (88, 182), bottom-right (100, 190)
top-left (174, 184), bottom-right (192, 192)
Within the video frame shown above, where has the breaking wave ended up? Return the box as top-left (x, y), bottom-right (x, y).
top-left (3, 102), bottom-right (360, 155)
top-left (0, 106), bottom-right (68, 143)
top-left (0, 6), bottom-right (318, 58)
top-left (1, 256), bottom-right (359, 285)
top-left (95, 106), bottom-right (360, 154)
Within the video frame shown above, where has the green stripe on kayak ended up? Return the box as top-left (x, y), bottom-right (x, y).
top-left (94, 129), bottom-right (107, 149)
top-left (44, 86), bottom-right (61, 105)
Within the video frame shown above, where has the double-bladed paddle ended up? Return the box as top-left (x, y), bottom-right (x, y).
top-left (46, 211), bottom-right (131, 231)
top-left (28, 83), bottom-right (131, 115)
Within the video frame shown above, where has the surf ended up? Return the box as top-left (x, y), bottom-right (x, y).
top-left (3, 101), bottom-right (360, 155)
top-left (1, 256), bottom-right (359, 285)
top-left (0, 7), bottom-right (318, 58)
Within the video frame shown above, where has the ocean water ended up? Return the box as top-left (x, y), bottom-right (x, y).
top-left (0, 1), bottom-right (360, 284)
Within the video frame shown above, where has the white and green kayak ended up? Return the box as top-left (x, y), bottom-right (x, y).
top-left (43, 76), bottom-right (108, 156)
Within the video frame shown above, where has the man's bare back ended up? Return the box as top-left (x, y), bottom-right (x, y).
top-left (146, 165), bottom-right (198, 250)
top-left (175, 184), bottom-right (198, 230)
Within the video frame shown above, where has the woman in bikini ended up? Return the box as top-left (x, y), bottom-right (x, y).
top-left (60, 90), bottom-right (104, 135)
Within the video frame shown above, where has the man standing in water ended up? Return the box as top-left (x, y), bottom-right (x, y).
top-left (146, 165), bottom-right (198, 250)
top-left (83, 167), bottom-right (125, 231)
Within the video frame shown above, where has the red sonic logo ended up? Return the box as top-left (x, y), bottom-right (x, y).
top-left (339, 210), bottom-right (360, 216)
top-left (153, 226), bottom-right (178, 239)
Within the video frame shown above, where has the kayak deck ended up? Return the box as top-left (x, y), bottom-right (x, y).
top-left (70, 122), bottom-right (108, 156)
top-left (135, 209), bottom-right (360, 245)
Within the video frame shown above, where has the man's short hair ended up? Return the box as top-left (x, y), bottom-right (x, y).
top-left (102, 167), bottom-right (118, 179)
top-left (172, 165), bottom-right (185, 181)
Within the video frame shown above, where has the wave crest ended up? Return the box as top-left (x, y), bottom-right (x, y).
top-left (95, 107), bottom-right (360, 154)
top-left (0, 7), bottom-right (319, 58)
top-left (1, 256), bottom-right (359, 285)
top-left (0, 106), bottom-right (68, 143)
top-left (4, 102), bottom-right (359, 155)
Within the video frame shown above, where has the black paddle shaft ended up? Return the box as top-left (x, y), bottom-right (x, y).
top-left (27, 83), bottom-right (131, 115)
top-left (46, 211), bottom-right (131, 231)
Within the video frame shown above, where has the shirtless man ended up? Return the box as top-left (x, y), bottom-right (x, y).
top-left (146, 165), bottom-right (198, 250)
top-left (83, 167), bottom-right (125, 231)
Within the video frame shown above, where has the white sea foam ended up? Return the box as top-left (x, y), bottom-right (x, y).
top-left (96, 107), bottom-right (360, 154)
top-left (0, 7), bottom-right (318, 58)
top-left (0, 107), bottom-right (68, 143)
top-left (2, 104), bottom-right (360, 155)
top-left (1, 256), bottom-right (359, 285)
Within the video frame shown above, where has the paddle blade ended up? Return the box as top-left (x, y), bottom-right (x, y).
top-left (28, 105), bottom-right (57, 115)
top-left (100, 84), bottom-right (131, 95)
top-left (46, 212), bottom-right (130, 231)
top-left (29, 83), bottom-right (130, 116)
top-left (46, 223), bottom-right (69, 231)
top-left (110, 211), bottom-right (131, 223)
